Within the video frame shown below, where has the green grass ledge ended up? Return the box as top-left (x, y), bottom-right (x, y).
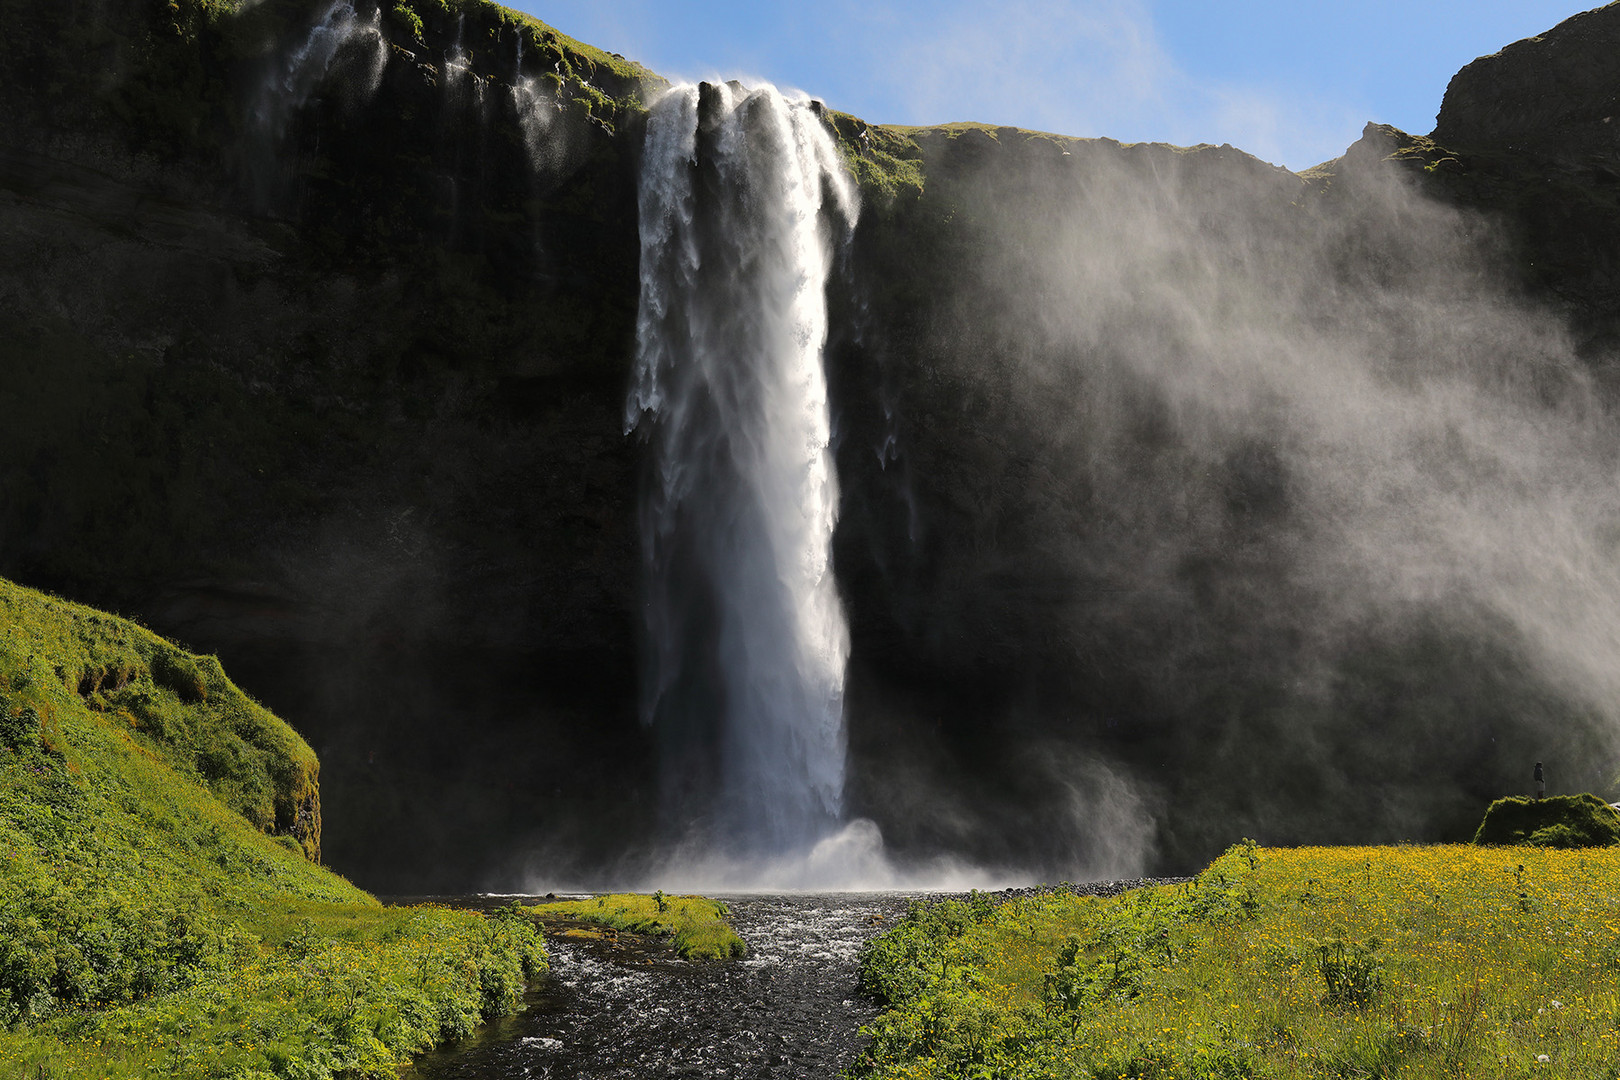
top-left (526, 893), bottom-right (747, 960)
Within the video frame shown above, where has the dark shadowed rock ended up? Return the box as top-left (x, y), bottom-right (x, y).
top-left (1433, 1), bottom-right (1620, 163)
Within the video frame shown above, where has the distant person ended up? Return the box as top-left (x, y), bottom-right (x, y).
top-left (1534, 761), bottom-right (1545, 800)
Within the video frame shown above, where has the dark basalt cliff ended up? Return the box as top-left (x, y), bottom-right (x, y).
top-left (3, 0), bottom-right (1619, 888)
top-left (1434, 2), bottom-right (1620, 165)
top-left (0, 0), bottom-right (655, 887)
top-left (1421, 3), bottom-right (1620, 350)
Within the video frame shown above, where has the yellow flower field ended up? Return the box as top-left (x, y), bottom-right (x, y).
top-left (854, 843), bottom-right (1620, 1079)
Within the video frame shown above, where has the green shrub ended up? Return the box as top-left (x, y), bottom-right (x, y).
top-left (0, 697), bottom-right (42, 750)
top-left (0, 872), bottom-right (244, 1019)
top-left (1313, 935), bottom-right (1383, 1007)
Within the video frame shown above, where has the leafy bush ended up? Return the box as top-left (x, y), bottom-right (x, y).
top-left (857, 897), bottom-right (993, 1005)
top-left (0, 870), bottom-right (246, 1025)
top-left (1312, 935), bottom-right (1383, 1007)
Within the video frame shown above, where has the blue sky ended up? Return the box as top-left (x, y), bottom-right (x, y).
top-left (507, 0), bottom-right (1594, 171)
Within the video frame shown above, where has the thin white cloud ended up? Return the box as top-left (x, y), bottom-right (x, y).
top-left (847, 0), bottom-right (1172, 134)
top-left (831, 0), bottom-right (1370, 169)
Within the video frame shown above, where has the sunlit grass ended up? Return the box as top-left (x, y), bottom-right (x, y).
top-left (854, 842), bottom-right (1620, 1079)
top-left (528, 892), bottom-right (747, 960)
top-left (0, 577), bottom-right (546, 1079)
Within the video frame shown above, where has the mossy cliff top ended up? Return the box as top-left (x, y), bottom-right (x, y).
top-left (365, 0), bottom-right (664, 125)
top-left (1, 575), bottom-right (321, 858)
top-left (823, 110), bottom-right (1296, 209)
top-left (0, 0), bottom-right (662, 178)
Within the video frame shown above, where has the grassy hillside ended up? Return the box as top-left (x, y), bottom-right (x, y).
top-left (854, 843), bottom-right (1620, 1078)
top-left (0, 577), bottom-right (544, 1079)
top-left (1, 575), bottom-right (322, 858)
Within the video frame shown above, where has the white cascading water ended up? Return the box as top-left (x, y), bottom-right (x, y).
top-left (627, 82), bottom-right (857, 859)
top-left (245, 0), bottom-right (387, 210)
top-left (253, 0), bottom-right (388, 139)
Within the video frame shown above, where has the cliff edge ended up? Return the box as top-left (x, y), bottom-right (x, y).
top-left (1433, 1), bottom-right (1620, 164)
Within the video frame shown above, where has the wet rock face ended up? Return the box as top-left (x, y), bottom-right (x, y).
top-left (1433, 1), bottom-right (1620, 163)
top-left (828, 107), bottom-right (1620, 878)
top-left (0, 0), bottom-right (656, 890)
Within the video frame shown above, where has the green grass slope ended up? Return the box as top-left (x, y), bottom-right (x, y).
top-left (1, 575), bottom-right (322, 858)
top-left (0, 577), bottom-right (545, 1079)
top-left (854, 843), bottom-right (1620, 1079)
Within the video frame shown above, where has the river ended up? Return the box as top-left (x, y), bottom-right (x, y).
top-left (398, 893), bottom-right (915, 1080)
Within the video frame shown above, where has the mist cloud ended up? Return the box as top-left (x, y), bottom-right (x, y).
top-left (1028, 148), bottom-right (1620, 739)
top-left (838, 129), bottom-right (1620, 873)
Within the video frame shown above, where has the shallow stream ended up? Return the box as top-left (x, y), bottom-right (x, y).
top-left (398, 881), bottom-right (1177, 1079)
top-left (398, 893), bottom-right (916, 1080)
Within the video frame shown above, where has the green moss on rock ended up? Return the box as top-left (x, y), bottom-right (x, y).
top-left (1472, 793), bottom-right (1620, 849)
top-left (825, 111), bottom-right (926, 205)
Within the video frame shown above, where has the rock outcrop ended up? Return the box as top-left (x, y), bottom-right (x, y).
top-left (1433, 1), bottom-right (1620, 164)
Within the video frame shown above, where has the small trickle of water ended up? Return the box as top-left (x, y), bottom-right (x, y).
top-left (245, 0), bottom-right (389, 208)
top-left (442, 15), bottom-right (488, 114)
top-left (252, 0), bottom-right (388, 141)
top-left (626, 82), bottom-right (858, 861)
top-left (510, 42), bottom-right (572, 177)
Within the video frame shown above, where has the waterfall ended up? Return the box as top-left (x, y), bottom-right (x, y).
top-left (627, 82), bottom-right (858, 859)
top-left (510, 43), bottom-right (576, 179)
